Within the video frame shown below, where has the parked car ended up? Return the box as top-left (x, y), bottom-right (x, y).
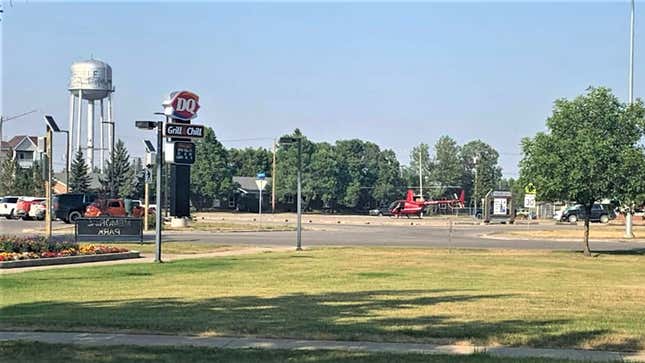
top-left (54, 192), bottom-right (98, 223)
top-left (28, 200), bottom-right (46, 221)
top-left (0, 196), bottom-right (20, 219)
top-left (561, 204), bottom-right (610, 223)
top-left (16, 197), bottom-right (45, 220)
top-left (369, 201), bottom-right (398, 216)
top-left (85, 199), bottom-right (145, 218)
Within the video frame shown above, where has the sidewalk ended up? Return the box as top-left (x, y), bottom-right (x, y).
top-left (1, 331), bottom-right (644, 362)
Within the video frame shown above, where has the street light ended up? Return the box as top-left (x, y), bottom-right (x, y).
top-left (278, 135), bottom-right (303, 251)
top-left (136, 120), bottom-right (164, 263)
top-left (44, 116), bottom-right (70, 192)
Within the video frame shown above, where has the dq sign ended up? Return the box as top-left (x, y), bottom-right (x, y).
top-left (163, 91), bottom-right (200, 121)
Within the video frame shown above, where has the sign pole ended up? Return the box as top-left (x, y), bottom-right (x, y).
top-left (144, 181), bottom-right (149, 232)
top-left (259, 187), bottom-right (262, 230)
top-left (155, 122), bottom-right (163, 263)
top-left (45, 126), bottom-right (53, 240)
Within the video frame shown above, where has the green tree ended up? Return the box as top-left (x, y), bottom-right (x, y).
top-left (372, 149), bottom-right (405, 205)
top-left (429, 136), bottom-right (462, 196)
top-left (460, 140), bottom-right (502, 208)
top-left (229, 147), bottom-right (272, 177)
top-left (100, 140), bottom-right (135, 198)
top-left (132, 157), bottom-right (146, 201)
top-left (13, 165), bottom-right (34, 196)
top-left (69, 149), bottom-right (91, 193)
top-left (520, 87), bottom-right (645, 255)
top-left (0, 159), bottom-right (17, 195)
top-left (403, 143), bottom-right (432, 195)
top-left (31, 161), bottom-right (44, 196)
top-left (275, 130), bottom-right (316, 209)
top-left (308, 142), bottom-right (339, 209)
top-left (191, 127), bottom-right (235, 210)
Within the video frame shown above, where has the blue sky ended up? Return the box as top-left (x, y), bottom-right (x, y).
top-left (1, 1), bottom-right (641, 178)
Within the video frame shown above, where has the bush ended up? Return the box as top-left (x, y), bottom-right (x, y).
top-left (0, 235), bottom-right (78, 253)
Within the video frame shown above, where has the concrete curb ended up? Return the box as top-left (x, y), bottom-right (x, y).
top-left (480, 233), bottom-right (645, 244)
top-left (0, 252), bottom-right (141, 269)
top-left (1, 331), bottom-right (643, 362)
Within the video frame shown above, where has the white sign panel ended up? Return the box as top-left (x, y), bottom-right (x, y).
top-left (255, 179), bottom-right (268, 191)
top-left (493, 198), bottom-right (507, 215)
top-left (524, 194), bottom-right (536, 208)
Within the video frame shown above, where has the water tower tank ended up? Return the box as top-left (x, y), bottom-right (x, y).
top-left (68, 59), bottom-right (113, 100)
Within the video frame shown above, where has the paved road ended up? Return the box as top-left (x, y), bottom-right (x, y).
top-left (3, 219), bottom-right (643, 252)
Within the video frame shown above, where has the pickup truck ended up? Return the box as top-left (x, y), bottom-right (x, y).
top-left (85, 199), bottom-right (145, 218)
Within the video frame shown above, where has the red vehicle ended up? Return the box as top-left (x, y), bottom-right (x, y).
top-left (390, 189), bottom-right (465, 218)
top-left (16, 197), bottom-right (45, 220)
top-left (85, 199), bottom-right (145, 218)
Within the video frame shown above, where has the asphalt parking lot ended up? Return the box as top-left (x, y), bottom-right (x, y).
top-left (2, 217), bottom-right (643, 252)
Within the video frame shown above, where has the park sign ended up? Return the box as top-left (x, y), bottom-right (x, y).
top-left (163, 90), bottom-right (200, 121)
top-left (165, 123), bottom-right (205, 138)
top-left (75, 217), bottom-right (143, 243)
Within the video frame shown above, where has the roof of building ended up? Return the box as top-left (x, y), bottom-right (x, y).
top-left (233, 176), bottom-right (270, 193)
top-left (7, 135), bottom-right (38, 149)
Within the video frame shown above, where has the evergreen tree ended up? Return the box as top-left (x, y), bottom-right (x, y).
top-left (191, 127), bottom-right (235, 210)
top-left (31, 161), bottom-right (44, 196)
top-left (132, 157), bottom-right (146, 201)
top-left (0, 159), bottom-right (17, 195)
top-left (100, 140), bottom-right (135, 198)
top-left (13, 165), bottom-right (34, 196)
top-left (69, 149), bottom-right (91, 193)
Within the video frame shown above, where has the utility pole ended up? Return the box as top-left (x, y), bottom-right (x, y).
top-left (626, 0), bottom-right (636, 239)
top-left (272, 139), bottom-right (276, 213)
top-left (418, 147), bottom-right (423, 198)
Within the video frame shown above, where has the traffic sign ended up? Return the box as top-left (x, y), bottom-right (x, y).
top-left (524, 194), bottom-right (536, 208)
top-left (256, 172), bottom-right (266, 180)
top-left (524, 183), bottom-right (537, 195)
top-left (165, 123), bottom-right (205, 138)
top-left (255, 179), bottom-right (268, 191)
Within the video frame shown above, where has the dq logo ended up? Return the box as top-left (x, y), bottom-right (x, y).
top-left (163, 91), bottom-right (200, 120)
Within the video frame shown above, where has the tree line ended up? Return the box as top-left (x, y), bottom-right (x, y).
top-left (0, 127), bottom-right (507, 212)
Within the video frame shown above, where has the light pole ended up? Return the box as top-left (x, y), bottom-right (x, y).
top-left (136, 120), bottom-right (164, 263)
top-left (43, 116), bottom-right (70, 192)
top-left (473, 155), bottom-right (479, 219)
top-left (626, 0), bottom-right (636, 238)
top-left (278, 135), bottom-right (302, 251)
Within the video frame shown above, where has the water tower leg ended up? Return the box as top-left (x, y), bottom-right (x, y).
top-left (87, 100), bottom-right (94, 171)
top-left (76, 90), bottom-right (83, 157)
top-left (68, 93), bottom-right (75, 172)
top-left (100, 99), bottom-right (105, 172)
top-left (107, 94), bottom-right (114, 154)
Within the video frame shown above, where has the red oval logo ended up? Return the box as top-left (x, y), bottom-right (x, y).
top-left (165, 91), bottom-right (200, 120)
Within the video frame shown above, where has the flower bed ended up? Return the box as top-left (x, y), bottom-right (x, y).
top-left (0, 235), bottom-right (129, 262)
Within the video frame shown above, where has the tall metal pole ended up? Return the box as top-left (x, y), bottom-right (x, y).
top-left (64, 131), bottom-right (70, 193)
top-left (258, 185), bottom-right (262, 229)
top-left (144, 178), bottom-right (149, 232)
top-left (272, 139), bottom-right (276, 213)
top-left (473, 156), bottom-right (479, 219)
top-left (100, 99), bottom-right (105, 171)
top-left (45, 127), bottom-right (53, 240)
top-left (76, 90), bottom-right (83, 155)
top-left (68, 94), bottom-right (75, 172)
top-left (418, 148), bottom-right (423, 198)
top-left (625, 0), bottom-right (636, 239)
top-left (87, 100), bottom-right (95, 170)
top-left (296, 139), bottom-right (302, 251)
top-left (155, 122), bottom-right (163, 262)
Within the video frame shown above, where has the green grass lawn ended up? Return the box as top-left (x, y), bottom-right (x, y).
top-left (1, 248), bottom-right (644, 351)
top-left (80, 242), bottom-right (233, 255)
top-left (0, 341), bottom-right (591, 363)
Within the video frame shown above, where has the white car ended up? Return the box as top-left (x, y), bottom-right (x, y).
top-left (0, 196), bottom-right (20, 219)
top-left (29, 200), bottom-right (47, 221)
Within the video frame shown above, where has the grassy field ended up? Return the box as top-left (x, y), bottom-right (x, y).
top-left (1, 248), bottom-right (644, 352)
top-left (0, 341), bottom-right (588, 363)
top-left (79, 242), bottom-right (233, 255)
top-left (168, 221), bottom-right (295, 232)
top-left (493, 225), bottom-right (645, 240)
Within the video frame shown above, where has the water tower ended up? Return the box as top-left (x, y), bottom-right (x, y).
top-left (68, 59), bottom-right (115, 172)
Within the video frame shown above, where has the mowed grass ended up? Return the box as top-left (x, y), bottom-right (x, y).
top-left (0, 341), bottom-right (590, 363)
top-left (498, 225), bottom-right (645, 240)
top-left (167, 221), bottom-right (295, 232)
top-left (1, 248), bottom-right (644, 351)
top-left (80, 242), bottom-right (233, 255)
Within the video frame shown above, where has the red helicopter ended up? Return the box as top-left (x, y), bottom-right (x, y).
top-left (390, 189), bottom-right (465, 218)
